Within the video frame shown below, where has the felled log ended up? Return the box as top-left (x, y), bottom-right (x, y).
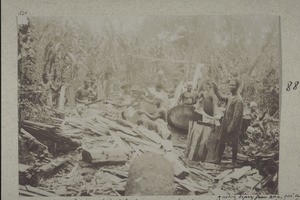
top-left (21, 121), bottom-right (80, 155)
top-left (125, 152), bottom-right (174, 196)
top-left (82, 147), bottom-right (127, 165)
top-left (22, 120), bottom-right (57, 131)
top-left (20, 128), bottom-right (48, 153)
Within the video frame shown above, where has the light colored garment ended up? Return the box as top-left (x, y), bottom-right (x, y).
top-left (192, 63), bottom-right (204, 89)
top-left (147, 87), bottom-right (169, 107)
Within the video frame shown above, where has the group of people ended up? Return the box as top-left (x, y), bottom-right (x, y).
top-left (40, 68), bottom-right (265, 167)
top-left (176, 76), bottom-right (244, 167)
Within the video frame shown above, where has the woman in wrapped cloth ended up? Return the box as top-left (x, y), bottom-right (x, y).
top-left (136, 98), bottom-right (171, 139)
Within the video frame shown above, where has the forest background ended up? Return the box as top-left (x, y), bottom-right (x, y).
top-left (17, 16), bottom-right (280, 122)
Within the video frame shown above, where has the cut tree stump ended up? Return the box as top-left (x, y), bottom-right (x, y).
top-left (186, 121), bottom-right (220, 163)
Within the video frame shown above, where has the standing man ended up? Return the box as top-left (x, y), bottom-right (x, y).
top-left (212, 78), bottom-right (244, 167)
top-left (75, 78), bottom-right (93, 105)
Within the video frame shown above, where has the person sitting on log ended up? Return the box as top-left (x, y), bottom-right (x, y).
top-left (113, 83), bottom-right (140, 120)
top-left (142, 83), bottom-right (169, 108)
top-left (136, 99), bottom-right (170, 139)
top-left (75, 78), bottom-right (93, 105)
top-left (177, 81), bottom-right (196, 106)
top-left (212, 78), bottom-right (244, 168)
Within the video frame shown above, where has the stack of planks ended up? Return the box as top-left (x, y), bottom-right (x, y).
top-left (58, 109), bottom-right (213, 193)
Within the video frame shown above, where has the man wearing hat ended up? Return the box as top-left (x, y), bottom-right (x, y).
top-left (177, 81), bottom-right (196, 105)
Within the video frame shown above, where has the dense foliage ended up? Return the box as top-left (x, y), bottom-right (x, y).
top-left (18, 16), bottom-right (280, 121)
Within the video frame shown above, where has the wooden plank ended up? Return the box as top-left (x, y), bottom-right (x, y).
top-left (58, 84), bottom-right (65, 110)
top-left (186, 123), bottom-right (204, 160)
top-left (136, 125), bottom-right (163, 144)
top-left (19, 185), bottom-right (58, 197)
top-left (96, 115), bottom-right (138, 136)
top-left (19, 164), bottom-right (31, 172)
top-left (109, 131), bottom-right (130, 155)
top-left (102, 168), bottom-right (128, 178)
top-left (20, 128), bottom-right (48, 150)
top-left (82, 147), bottom-right (127, 165)
top-left (38, 157), bottom-right (70, 177)
top-left (229, 166), bottom-right (252, 180)
top-left (22, 120), bottom-right (56, 130)
top-left (19, 190), bottom-right (41, 197)
top-left (165, 152), bottom-right (190, 179)
top-left (186, 121), bottom-right (193, 157)
top-left (188, 167), bottom-right (215, 181)
top-left (214, 169), bottom-right (234, 181)
top-left (174, 177), bottom-right (208, 191)
top-left (116, 131), bottom-right (160, 149)
top-left (210, 188), bottom-right (228, 195)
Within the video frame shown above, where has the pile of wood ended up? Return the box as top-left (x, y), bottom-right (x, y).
top-left (21, 120), bottom-right (80, 155)
top-left (19, 107), bottom-right (276, 196)
top-left (20, 108), bottom-right (203, 196)
top-left (62, 109), bottom-right (194, 183)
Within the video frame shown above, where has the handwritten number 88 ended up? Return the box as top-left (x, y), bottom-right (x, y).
top-left (286, 81), bottom-right (299, 91)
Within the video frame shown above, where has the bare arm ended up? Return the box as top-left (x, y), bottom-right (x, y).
top-left (139, 110), bottom-right (164, 121)
top-left (177, 93), bottom-right (184, 104)
top-left (212, 82), bottom-right (227, 102)
top-left (75, 89), bottom-right (86, 104)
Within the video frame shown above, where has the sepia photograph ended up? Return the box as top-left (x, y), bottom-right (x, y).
top-left (17, 15), bottom-right (280, 196)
